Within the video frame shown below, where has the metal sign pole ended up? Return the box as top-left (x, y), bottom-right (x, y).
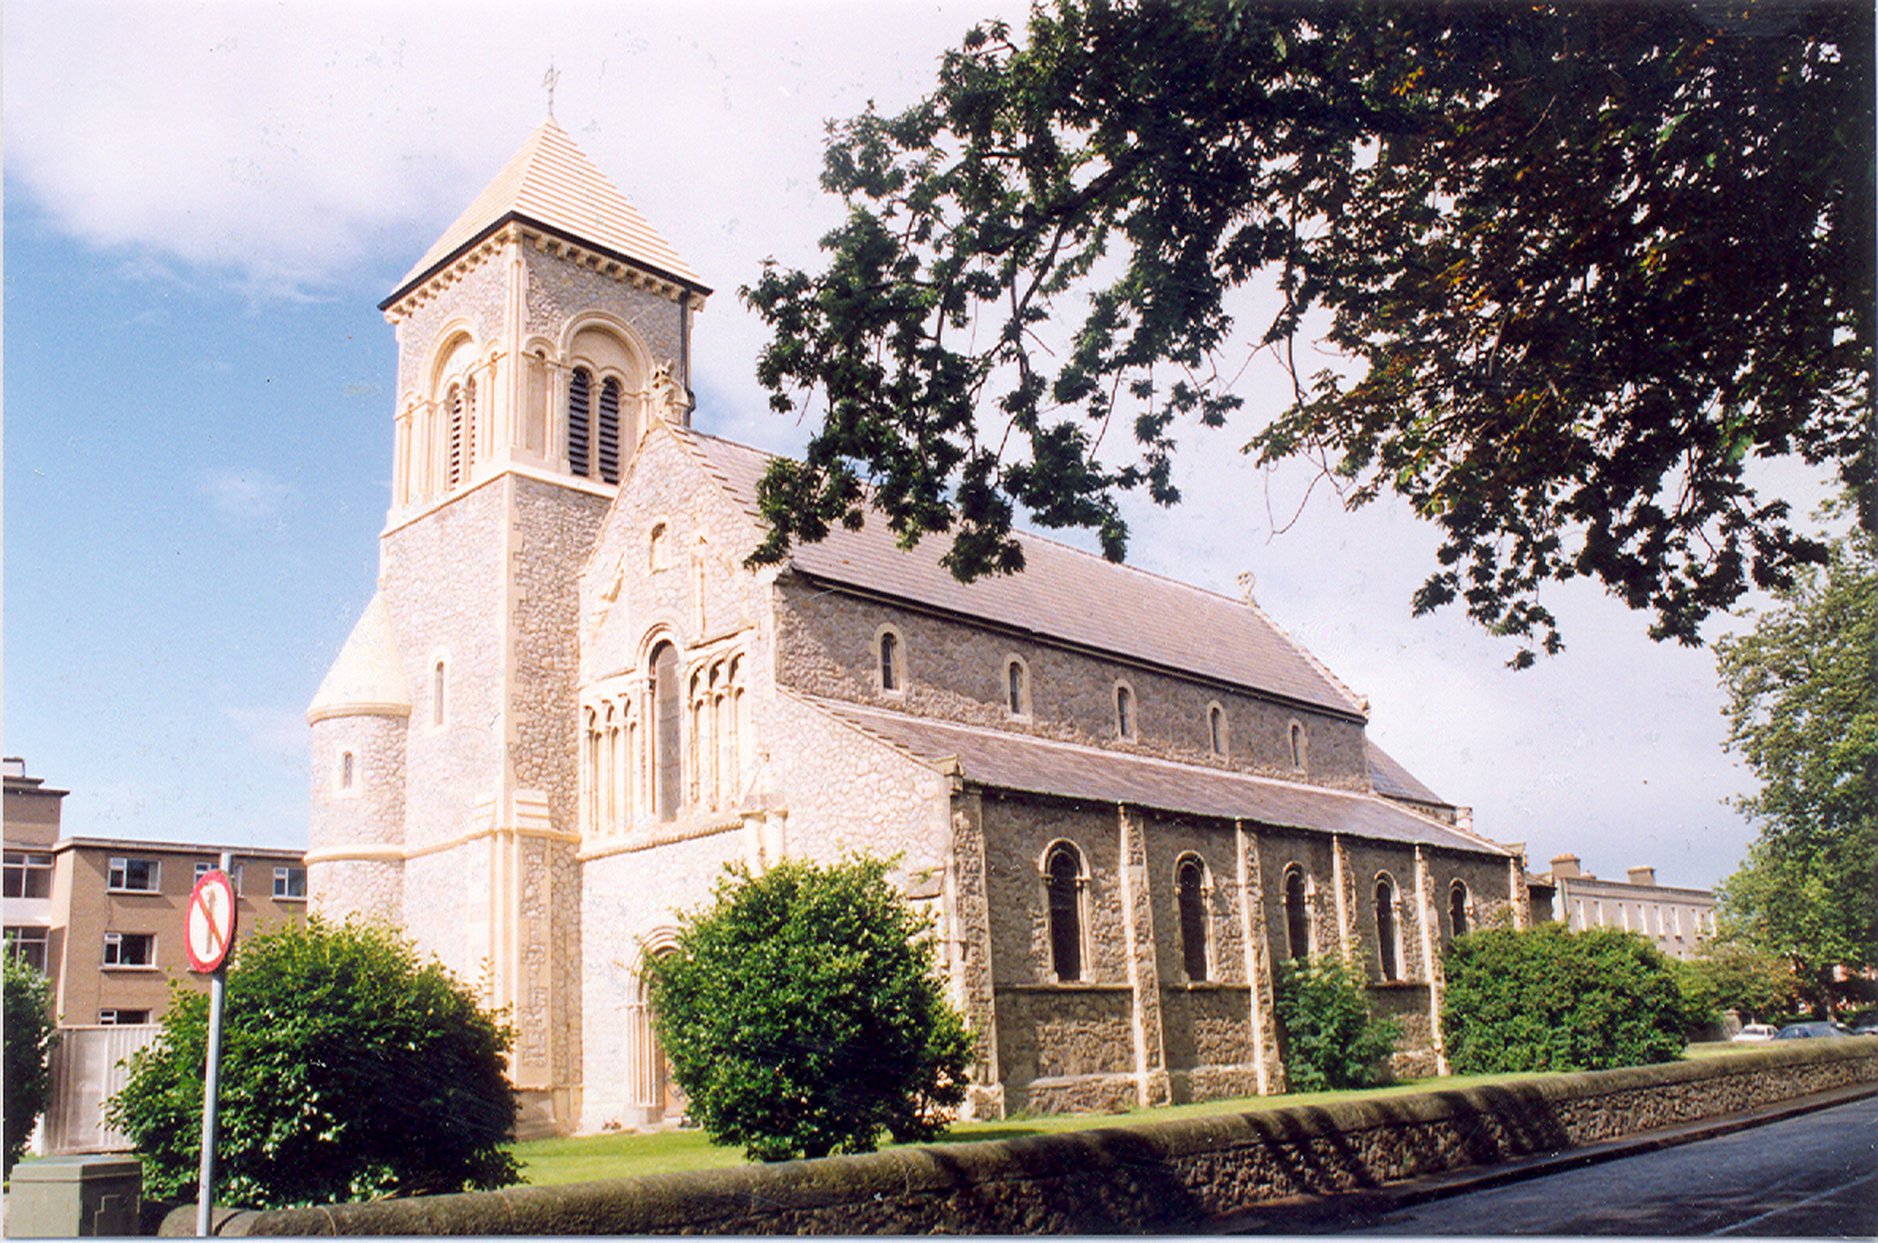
top-left (195, 850), bottom-right (232, 1237)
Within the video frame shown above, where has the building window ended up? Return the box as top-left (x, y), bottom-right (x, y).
top-left (877, 628), bottom-right (905, 694)
top-left (652, 641), bottom-right (682, 821)
top-left (1044, 842), bottom-right (1084, 982)
top-left (597, 376), bottom-right (622, 483)
top-left (108, 857), bottom-right (160, 893)
top-left (1289, 720), bottom-right (1307, 770)
top-left (1449, 881), bottom-right (1470, 939)
top-left (192, 862), bottom-right (244, 895)
top-left (1005, 657), bottom-right (1030, 717)
top-left (273, 866), bottom-right (307, 900)
top-left (339, 750), bottom-right (356, 791)
top-left (1375, 876), bottom-right (1400, 981)
top-left (1208, 704), bottom-right (1228, 756)
top-left (649, 522), bottom-right (670, 571)
top-left (3, 851), bottom-right (52, 899)
top-left (433, 659), bottom-right (447, 727)
top-left (103, 932), bottom-right (156, 967)
top-left (568, 367), bottom-right (593, 477)
top-left (1114, 682), bottom-right (1135, 740)
top-left (99, 1009), bottom-right (150, 1025)
top-left (1284, 867), bottom-right (1311, 962)
top-left (5, 927), bottom-right (49, 974)
top-left (1176, 855), bottom-right (1209, 982)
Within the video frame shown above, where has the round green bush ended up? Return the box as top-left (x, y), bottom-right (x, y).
top-left (4, 953), bottom-right (59, 1177)
top-left (107, 918), bottom-right (518, 1208)
top-left (1272, 955), bottom-right (1400, 1092)
top-left (646, 856), bottom-right (975, 1161)
top-left (1442, 924), bottom-right (1686, 1073)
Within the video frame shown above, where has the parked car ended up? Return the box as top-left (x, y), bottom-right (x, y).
top-left (1731, 1023), bottom-right (1780, 1043)
top-left (1773, 1021), bottom-right (1849, 1040)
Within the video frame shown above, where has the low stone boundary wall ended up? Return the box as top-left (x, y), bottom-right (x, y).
top-left (180, 1041), bottom-right (1878, 1236)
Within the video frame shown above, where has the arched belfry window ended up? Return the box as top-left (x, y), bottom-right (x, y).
top-left (1449, 881), bottom-right (1471, 940)
top-left (1284, 866), bottom-right (1311, 962)
top-left (1176, 855), bottom-right (1209, 981)
top-left (1045, 842), bottom-right (1084, 982)
top-left (567, 368), bottom-right (593, 478)
top-left (1376, 876), bottom-right (1400, 981)
top-left (598, 377), bottom-right (622, 484)
top-left (651, 641), bottom-right (681, 821)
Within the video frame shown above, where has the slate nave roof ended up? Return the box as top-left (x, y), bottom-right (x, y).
top-left (668, 427), bottom-right (1370, 721)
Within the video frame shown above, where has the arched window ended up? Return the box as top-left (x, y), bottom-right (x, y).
top-left (651, 641), bottom-right (681, 821)
top-left (1284, 867), bottom-right (1311, 962)
top-left (1114, 683), bottom-right (1135, 739)
top-left (597, 377), bottom-right (622, 483)
top-left (1208, 704), bottom-right (1227, 756)
top-left (567, 367), bottom-right (593, 477)
top-left (339, 750), bottom-right (356, 791)
top-left (446, 383), bottom-right (465, 488)
top-left (1045, 843), bottom-right (1084, 981)
top-left (878, 630), bottom-right (903, 693)
top-left (1376, 877), bottom-right (1400, 981)
top-left (1005, 658), bottom-right (1028, 717)
top-left (432, 660), bottom-right (446, 726)
top-left (1449, 881), bottom-right (1470, 939)
top-left (649, 522), bottom-right (670, 571)
top-left (1176, 856), bottom-right (1209, 981)
top-left (1289, 721), bottom-right (1307, 769)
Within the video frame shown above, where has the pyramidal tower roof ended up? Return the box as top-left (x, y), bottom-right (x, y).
top-left (384, 119), bottom-right (708, 308)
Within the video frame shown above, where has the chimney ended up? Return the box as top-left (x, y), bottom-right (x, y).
top-left (2, 756), bottom-right (24, 780)
top-left (1627, 866), bottom-right (1658, 887)
top-left (1549, 853), bottom-right (1582, 879)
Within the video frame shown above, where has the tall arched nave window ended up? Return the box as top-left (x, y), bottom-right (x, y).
top-left (581, 646), bottom-right (749, 839)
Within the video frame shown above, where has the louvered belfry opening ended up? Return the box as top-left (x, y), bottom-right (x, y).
top-left (568, 368), bottom-right (593, 477)
top-left (446, 384), bottom-right (465, 488)
top-left (598, 377), bottom-right (622, 483)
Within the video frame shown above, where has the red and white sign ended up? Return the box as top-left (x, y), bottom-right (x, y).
top-left (185, 870), bottom-right (238, 974)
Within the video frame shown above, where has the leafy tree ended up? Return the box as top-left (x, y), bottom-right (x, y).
top-left (1443, 925), bottom-right (1686, 1072)
top-left (107, 919), bottom-right (517, 1209)
top-left (3, 953), bottom-right (59, 1178)
top-left (745, 0), bottom-right (1873, 665)
top-left (1713, 521), bottom-right (1877, 1012)
top-left (645, 856), bottom-right (975, 1161)
top-left (1669, 942), bottom-right (1801, 1026)
top-left (1271, 955), bottom-right (1399, 1091)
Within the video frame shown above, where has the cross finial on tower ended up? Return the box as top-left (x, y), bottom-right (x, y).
top-left (543, 63), bottom-right (561, 119)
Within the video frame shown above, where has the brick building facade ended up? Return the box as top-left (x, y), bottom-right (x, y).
top-left (307, 121), bottom-right (1530, 1138)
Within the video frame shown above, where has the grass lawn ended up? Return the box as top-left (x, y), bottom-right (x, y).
top-left (512, 1064), bottom-right (1619, 1187)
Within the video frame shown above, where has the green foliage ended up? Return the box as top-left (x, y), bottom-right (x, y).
top-left (1271, 955), bottom-right (1399, 1092)
top-left (1669, 943), bottom-right (1801, 1026)
top-left (106, 919), bottom-right (518, 1209)
top-left (744, 0), bottom-right (1872, 665)
top-left (1713, 521), bottom-right (1878, 1011)
top-left (1442, 925), bottom-right (1686, 1073)
top-left (645, 856), bottom-right (975, 1162)
top-left (3, 954), bottom-right (59, 1178)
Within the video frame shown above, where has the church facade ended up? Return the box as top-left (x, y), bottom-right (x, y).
top-left (307, 122), bottom-right (1530, 1137)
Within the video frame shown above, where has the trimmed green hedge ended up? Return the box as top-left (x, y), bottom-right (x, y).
top-left (1442, 924), bottom-right (1685, 1072)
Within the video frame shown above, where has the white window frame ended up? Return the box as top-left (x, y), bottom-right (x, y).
top-left (98, 1008), bottom-right (151, 1026)
top-left (193, 861), bottom-right (244, 895)
top-left (5, 926), bottom-right (50, 974)
top-left (103, 931), bottom-right (156, 968)
top-left (273, 866), bottom-right (308, 901)
top-left (108, 857), bottom-right (161, 893)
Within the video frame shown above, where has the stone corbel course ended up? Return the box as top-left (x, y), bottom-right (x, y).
top-left (169, 1041), bottom-right (1878, 1236)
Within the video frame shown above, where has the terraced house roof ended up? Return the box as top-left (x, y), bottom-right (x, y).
top-left (676, 428), bottom-right (1368, 718)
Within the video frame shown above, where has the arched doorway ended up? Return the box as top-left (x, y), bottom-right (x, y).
top-left (629, 942), bottom-right (686, 1127)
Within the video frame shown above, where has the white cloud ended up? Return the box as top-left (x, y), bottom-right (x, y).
top-left (201, 469), bottom-right (293, 521)
top-left (222, 704), bottom-right (311, 764)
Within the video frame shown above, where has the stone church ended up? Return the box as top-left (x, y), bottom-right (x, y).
top-left (307, 121), bottom-right (1530, 1137)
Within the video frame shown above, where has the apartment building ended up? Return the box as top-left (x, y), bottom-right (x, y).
top-left (1539, 853), bottom-right (1717, 960)
top-left (3, 758), bottom-right (307, 1023)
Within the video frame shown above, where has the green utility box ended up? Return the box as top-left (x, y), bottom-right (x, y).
top-left (6, 1155), bottom-right (142, 1237)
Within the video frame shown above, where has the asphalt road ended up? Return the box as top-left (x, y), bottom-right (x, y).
top-left (1308, 1092), bottom-right (1878, 1236)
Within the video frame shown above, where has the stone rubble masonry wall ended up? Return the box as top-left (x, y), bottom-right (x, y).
top-left (195, 1042), bottom-right (1878, 1237)
top-left (522, 249), bottom-right (687, 378)
top-left (307, 713), bottom-right (408, 925)
top-left (771, 578), bottom-right (1369, 791)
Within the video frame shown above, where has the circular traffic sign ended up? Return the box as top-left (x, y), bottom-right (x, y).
top-left (185, 869), bottom-right (238, 974)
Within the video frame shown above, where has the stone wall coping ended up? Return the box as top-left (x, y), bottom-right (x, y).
top-left (169, 1041), bottom-right (1877, 1237)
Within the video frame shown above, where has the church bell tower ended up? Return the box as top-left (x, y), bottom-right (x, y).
top-left (307, 120), bottom-right (709, 1134)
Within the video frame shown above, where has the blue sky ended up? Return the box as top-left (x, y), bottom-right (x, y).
top-left (5, 0), bottom-right (1827, 886)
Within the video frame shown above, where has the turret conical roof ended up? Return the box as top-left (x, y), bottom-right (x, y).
top-left (384, 119), bottom-right (707, 308)
top-left (307, 593), bottom-right (411, 723)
